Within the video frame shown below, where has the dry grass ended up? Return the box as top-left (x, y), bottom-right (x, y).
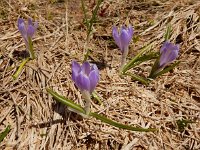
top-left (0, 0), bottom-right (200, 149)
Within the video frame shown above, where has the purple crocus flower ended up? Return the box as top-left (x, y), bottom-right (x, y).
top-left (72, 61), bottom-right (99, 94)
top-left (17, 18), bottom-right (38, 59)
top-left (112, 25), bottom-right (134, 54)
top-left (112, 25), bottom-right (134, 69)
top-left (18, 18), bottom-right (38, 45)
top-left (159, 41), bottom-right (179, 69)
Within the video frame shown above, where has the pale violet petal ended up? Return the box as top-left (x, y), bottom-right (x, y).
top-left (81, 62), bottom-right (91, 75)
top-left (112, 26), bottom-right (122, 51)
top-left (89, 70), bottom-right (99, 93)
top-left (72, 61), bottom-right (81, 82)
top-left (76, 73), bottom-right (90, 92)
top-left (120, 29), bottom-right (131, 52)
top-left (27, 25), bottom-right (35, 38)
top-left (159, 42), bottom-right (179, 68)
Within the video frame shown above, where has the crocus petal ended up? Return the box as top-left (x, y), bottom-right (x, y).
top-left (159, 42), bottom-right (179, 68)
top-left (160, 41), bottom-right (171, 54)
top-left (18, 18), bottom-right (27, 38)
top-left (72, 61), bottom-right (81, 82)
top-left (120, 29), bottom-right (131, 52)
top-left (29, 18), bottom-right (38, 30)
top-left (28, 18), bottom-right (33, 26)
top-left (76, 73), bottom-right (90, 92)
top-left (112, 26), bottom-right (122, 50)
top-left (91, 64), bottom-right (99, 74)
top-left (18, 18), bottom-right (24, 25)
top-left (27, 25), bottom-right (36, 38)
top-left (81, 62), bottom-right (91, 75)
top-left (89, 68), bottom-right (99, 93)
top-left (128, 26), bottom-right (134, 37)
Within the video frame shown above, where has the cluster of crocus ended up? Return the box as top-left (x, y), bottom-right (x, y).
top-left (18, 18), bottom-right (38, 59)
top-left (112, 25), bottom-right (134, 69)
top-left (112, 24), bottom-right (180, 80)
top-left (72, 61), bottom-right (99, 115)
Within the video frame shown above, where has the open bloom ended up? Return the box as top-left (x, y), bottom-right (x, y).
top-left (112, 25), bottom-right (134, 53)
top-left (18, 18), bottom-right (38, 45)
top-left (72, 61), bottom-right (99, 94)
top-left (159, 41), bottom-right (179, 69)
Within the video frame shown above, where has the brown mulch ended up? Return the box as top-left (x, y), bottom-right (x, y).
top-left (0, 0), bottom-right (200, 149)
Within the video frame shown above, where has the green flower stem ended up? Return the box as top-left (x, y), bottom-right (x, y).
top-left (47, 88), bottom-right (157, 132)
top-left (12, 57), bottom-right (30, 80)
top-left (28, 37), bottom-right (35, 60)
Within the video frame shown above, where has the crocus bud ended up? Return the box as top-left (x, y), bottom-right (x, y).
top-left (17, 18), bottom-right (38, 59)
top-left (112, 25), bottom-right (134, 69)
top-left (72, 61), bottom-right (99, 115)
top-left (159, 41), bottom-right (179, 69)
top-left (112, 25), bottom-right (134, 53)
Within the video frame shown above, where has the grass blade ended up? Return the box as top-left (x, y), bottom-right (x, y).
top-left (0, 125), bottom-right (11, 143)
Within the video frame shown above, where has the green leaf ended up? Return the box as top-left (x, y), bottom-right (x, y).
top-left (83, 48), bottom-right (92, 62)
top-left (124, 72), bottom-right (149, 85)
top-left (92, 91), bottom-right (102, 105)
top-left (86, 0), bottom-right (103, 39)
top-left (122, 43), bottom-right (154, 73)
top-left (12, 57), bottom-right (30, 80)
top-left (46, 88), bottom-right (85, 114)
top-left (0, 125), bottom-right (11, 143)
top-left (176, 119), bottom-right (195, 132)
top-left (135, 52), bottom-right (159, 62)
top-left (126, 52), bottom-right (159, 70)
top-left (90, 112), bottom-right (156, 132)
top-left (148, 57), bottom-right (160, 78)
top-left (82, 0), bottom-right (104, 61)
top-left (47, 89), bottom-right (157, 132)
top-left (150, 61), bottom-right (180, 79)
top-left (81, 0), bottom-right (89, 28)
top-left (164, 24), bottom-right (172, 41)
